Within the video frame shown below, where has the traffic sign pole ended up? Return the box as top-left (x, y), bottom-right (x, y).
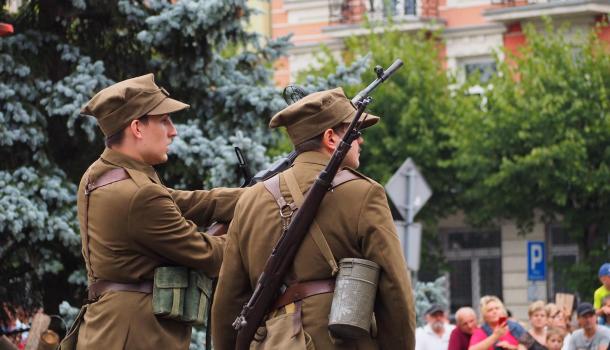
top-left (386, 158), bottom-right (431, 274)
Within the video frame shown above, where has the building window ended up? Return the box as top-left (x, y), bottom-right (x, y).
top-left (449, 259), bottom-right (472, 311)
top-left (444, 228), bottom-right (503, 313)
top-left (547, 225), bottom-right (578, 297)
top-left (464, 60), bottom-right (496, 83)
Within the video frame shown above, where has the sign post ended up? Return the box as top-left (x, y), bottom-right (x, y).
top-left (386, 158), bottom-right (431, 273)
top-left (527, 241), bottom-right (546, 301)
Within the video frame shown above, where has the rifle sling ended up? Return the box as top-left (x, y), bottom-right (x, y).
top-left (282, 168), bottom-right (339, 276)
top-left (263, 168), bottom-right (360, 276)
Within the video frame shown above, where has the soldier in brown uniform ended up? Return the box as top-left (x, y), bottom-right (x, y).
top-left (212, 88), bottom-right (416, 349)
top-left (74, 74), bottom-right (242, 349)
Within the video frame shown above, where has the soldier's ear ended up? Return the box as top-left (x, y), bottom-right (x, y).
top-left (321, 128), bottom-right (339, 152)
top-left (128, 119), bottom-right (145, 139)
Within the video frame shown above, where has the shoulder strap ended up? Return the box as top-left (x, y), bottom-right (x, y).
top-left (83, 167), bottom-right (130, 282)
top-left (85, 168), bottom-right (130, 194)
top-left (262, 175), bottom-right (297, 215)
top-left (283, 168), bottom-right (339, 276)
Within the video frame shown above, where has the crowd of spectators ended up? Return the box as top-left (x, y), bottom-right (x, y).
top-left (415, 262), bottom-right (610, 350)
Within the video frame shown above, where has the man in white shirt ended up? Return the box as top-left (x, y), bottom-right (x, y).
top-left (416, 304), bottom-right (456, 350)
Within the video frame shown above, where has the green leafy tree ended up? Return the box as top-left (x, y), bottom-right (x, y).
top-left (452, 20), bottom-right (610, 298)
top-left (301, 23), bottom-right (481, 220)
top-left (298, 21), bottom-right (479, 279)
top-left (0, 2), bottom-right (364, 344)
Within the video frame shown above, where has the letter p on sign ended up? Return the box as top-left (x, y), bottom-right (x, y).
top-left (527, 241), bottom-right (546, 281)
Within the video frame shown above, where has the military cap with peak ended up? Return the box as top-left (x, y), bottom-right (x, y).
top-left (269, 87), bottom-right (379, 145)
top-left (81, 73), bottom-right (190, 137)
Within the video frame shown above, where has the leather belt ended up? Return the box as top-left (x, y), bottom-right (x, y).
top-left (274, 279), bottom-right (335, 310)
top-left (88, 280), bottom-right (153, 300)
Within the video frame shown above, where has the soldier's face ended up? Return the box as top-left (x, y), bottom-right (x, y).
top-left (139, 114), bottom-right (177, 165)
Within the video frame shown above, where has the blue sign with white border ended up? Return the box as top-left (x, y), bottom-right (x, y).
top-left (527, 241), bottom-right (546, 281)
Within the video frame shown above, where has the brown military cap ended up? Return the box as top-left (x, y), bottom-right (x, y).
top-left (81, 74), bottom-right (189, 137)
top-left (269, 87), bottom-right (379, 145)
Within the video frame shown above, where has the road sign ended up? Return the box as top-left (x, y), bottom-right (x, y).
top-left (394, 221), bottom-right (422, 271)
top-left (527, 241), bottom-right (546, 281)
top-left (385, 158), bottom-right (431, 223)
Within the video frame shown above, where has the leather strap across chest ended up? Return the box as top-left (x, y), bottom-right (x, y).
top-left (263, 168), bottom-right (360, 276)
top-left (83, 168), bottom-right (130, 281)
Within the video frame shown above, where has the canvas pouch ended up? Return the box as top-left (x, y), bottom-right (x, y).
top-left (153, 266), bottom-right (189, 320)
top-left (249, 302), bottom-right (314, 350)
top-left (182, 269), bottom-right (213, 326)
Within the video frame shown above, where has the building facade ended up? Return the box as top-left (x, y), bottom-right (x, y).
top-left (268, 0), bottom-right (610, 321)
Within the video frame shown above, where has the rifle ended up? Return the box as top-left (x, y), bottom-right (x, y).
top-left (231, 59), bottom-right (404, 349)
top-left (207, 149), bottom-right (298, 237)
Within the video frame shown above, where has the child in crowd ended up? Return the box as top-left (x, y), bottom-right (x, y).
top-left (593, 263), bottom-right (610, 324)
top-left (595, 263), bottom-right (610, 319)
top-left (599, 295), bottom-right (610, 326)
top-left (545, 327), bottom-right (565, 350)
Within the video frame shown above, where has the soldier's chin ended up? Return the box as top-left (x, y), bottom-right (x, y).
top-left (148, 153), bottom-right (169, 166)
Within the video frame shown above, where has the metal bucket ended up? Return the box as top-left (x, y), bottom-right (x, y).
top-left (328, 258), bottom-right (380, 339)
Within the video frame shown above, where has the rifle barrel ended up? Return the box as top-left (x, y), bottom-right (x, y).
top-left (351, 59), bottom-right (403, 104)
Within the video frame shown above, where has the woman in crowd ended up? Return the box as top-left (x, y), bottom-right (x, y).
top-left (518, 300), bottom-right (547, 350)
top-left (545, 303), bottom-right (572, 350)
top-left (469, 295), bottom-right (527, 350)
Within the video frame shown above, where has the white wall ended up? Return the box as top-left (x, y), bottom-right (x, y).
top-left (501, 220), bottom-right (547, 321)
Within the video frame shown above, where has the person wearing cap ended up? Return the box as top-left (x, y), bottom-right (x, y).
top-left (565, 302), bottom-right (610, 350)
top-left (416, 304), bottom-right (456, 350)
top-left (73, 74), bottom-right (243, 349)
top-left (595, 263), bottom-right (610, 318)
top-left (211, 87), bottom-right (416, 349)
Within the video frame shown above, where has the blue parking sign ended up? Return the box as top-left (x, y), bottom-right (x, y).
top-left (527, 241), bottom-right (546, 281)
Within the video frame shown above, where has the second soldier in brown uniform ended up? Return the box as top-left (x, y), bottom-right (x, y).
top-left (71, 74), bottom-right (243, 349)
top-left (212, 87), bottom-right (416, 349)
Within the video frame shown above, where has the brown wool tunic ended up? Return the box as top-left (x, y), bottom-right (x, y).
top-left (76, 148), bottom-right (242, 350)
top-left (211, 151), bottom-right (416, 350)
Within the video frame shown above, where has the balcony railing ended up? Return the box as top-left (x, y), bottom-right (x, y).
top-left (329, 0), bottom-right (430, 24)
top-left (366, 0), bottom-right (418, 18)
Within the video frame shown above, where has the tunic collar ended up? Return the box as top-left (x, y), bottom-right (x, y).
top-left (293, 151), bottom-right (331, 168)
top-left (100, 148), bottom-right (161, 184)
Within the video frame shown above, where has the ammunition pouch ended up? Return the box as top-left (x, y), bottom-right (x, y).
top-left (153, 266), bottom-right (213, 326)
top-left (183, 269), bottom-right (213, 326)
